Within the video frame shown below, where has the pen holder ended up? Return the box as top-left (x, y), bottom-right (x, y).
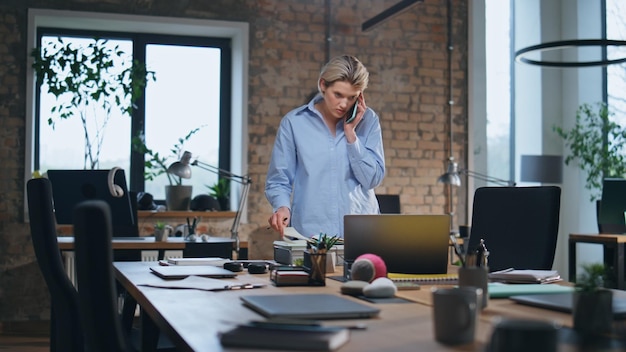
top-left (458, 266), bottom-right (489, 309)
top-left (303, 250), bottom-right (326, 286)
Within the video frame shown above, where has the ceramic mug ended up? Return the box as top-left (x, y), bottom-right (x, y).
top-left (432, 286), bottom-right (482, 345)
top-left (458, 266), bottom-right (489, 309)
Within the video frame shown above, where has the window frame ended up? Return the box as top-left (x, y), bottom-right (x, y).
top-left (25, 9), bottom-right (249, 219)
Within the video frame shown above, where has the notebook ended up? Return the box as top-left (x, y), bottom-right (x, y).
top-left (149, 265), bottom-right (237, 279)
top-left (510, 291), bottom-right (626, 319)
top-left (343, 214), bottom-right (451, 275)
top-left (240, 293), bottom-right (380, 320)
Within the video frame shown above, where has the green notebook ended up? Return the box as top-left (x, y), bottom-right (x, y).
top-left (488, 283), bottom-right (574, 298)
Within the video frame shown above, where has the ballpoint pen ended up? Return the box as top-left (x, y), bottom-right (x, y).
top-left (223, 283), bottom-right (265, 290)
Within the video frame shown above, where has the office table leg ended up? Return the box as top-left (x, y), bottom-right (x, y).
top-left (617, 244), bottom-right (625, 290)
top-left (569, 239), bottom-right (577, 284)
top-left (140, 309), bottom-right (159, 352)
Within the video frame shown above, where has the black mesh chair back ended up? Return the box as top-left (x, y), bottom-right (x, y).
top-left (376, 194), bottom-right (401, 214)
top-left (26, 178), bottom-right (84, 352)
top-left (73, 200), bottom-right (133, 352)
top-left (468, 186), bottom-right (561, 272)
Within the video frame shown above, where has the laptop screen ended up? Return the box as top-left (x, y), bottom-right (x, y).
top-left (47, 169), bottom-right (138, 237)
top-left (343, 214), bottom-right (451, 274)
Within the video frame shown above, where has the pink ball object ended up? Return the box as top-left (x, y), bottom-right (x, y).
top-left (351, 253), bottom-right (387, 283)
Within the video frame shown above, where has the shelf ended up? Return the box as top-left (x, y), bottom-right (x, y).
top-left (137, 210), bottom-right (236, 219)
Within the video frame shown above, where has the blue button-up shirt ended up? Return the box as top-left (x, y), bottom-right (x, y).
top-left (265, 94), bottom-right (385, 238)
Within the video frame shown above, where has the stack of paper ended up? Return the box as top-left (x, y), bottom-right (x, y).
top-left (488, 268), bottom-right (561, 284)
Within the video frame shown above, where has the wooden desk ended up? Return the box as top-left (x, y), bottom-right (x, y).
top-left (113, 262), bottom-right (621, 352)
top-left (568, 234), bottom-right (626, 289)
top-left (58, 236), bottom-right (235, 260)
top-left (57, 236), bottom-right (187, 251)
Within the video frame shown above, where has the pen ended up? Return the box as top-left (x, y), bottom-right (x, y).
top-left (266, 217), bottom-right (289, 230)
top-left (223, 283), bottom-right (265, 290)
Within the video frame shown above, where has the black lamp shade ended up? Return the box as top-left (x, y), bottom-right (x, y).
top-left (520, 155), bottom-right (563, 183)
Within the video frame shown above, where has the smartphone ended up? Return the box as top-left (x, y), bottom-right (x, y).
top-left (346, 100), bottom-right (358, 124)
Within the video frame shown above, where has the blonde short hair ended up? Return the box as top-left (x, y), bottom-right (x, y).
top-left (318, 55), bottom-right (369, 93)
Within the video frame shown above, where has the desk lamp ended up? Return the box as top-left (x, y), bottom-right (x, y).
top-left (437, 160), bottom-right (516, 187)
top-left (167, 151), bottom-right (252, 252)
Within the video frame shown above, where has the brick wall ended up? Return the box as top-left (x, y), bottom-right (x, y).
top-left (0, 0), bottom-right (467, 322)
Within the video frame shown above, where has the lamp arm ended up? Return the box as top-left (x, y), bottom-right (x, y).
top-left (461, 169), bottom-right (515, 186)
top-left (191, 159), bottom-right (252, 253)
top-left (191, 160), bottom-right (250, 184)
top-left (230, 181), bottom-right (251, 252)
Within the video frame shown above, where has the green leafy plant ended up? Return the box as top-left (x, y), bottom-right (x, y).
top-left (154, 221), bottom-right (166, 230)
top-left (207, 179), bottom-right (230, 200)
top-left (307, 233), bottom-right (342, 253)
top-left (31, 37), bottom-right (155, 169)
top-left (132, 127), bottom-right (202, 186)
top-left (553, 102), bottom-right (626, 201)
top-left (575, 263), bottom-right (608, 293)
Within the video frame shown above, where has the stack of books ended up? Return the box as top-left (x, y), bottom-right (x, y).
top-left (220, 320), bottom-right (350, 351)
top-left (488, 269), bottom-right (562, 284)
top-left (273, 228), bottom-right (343, 267)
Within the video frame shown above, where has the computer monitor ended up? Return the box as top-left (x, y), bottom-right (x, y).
top-left (46, 169), bottom-right (138, 237)
top-left (598, 178), bottom-right (626, 234)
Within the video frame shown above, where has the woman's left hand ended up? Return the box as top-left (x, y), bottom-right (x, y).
top-left (344, 93), bottom-right (366, 142)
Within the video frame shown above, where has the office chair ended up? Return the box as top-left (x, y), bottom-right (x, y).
top-left (468, 186), bottom-right (561, 272)
top-left (73, 200), bottom-right (176, 352)
top-left (27, 178), bottom-right (84, 352)
top-left (376, 194), bottom-right (401, 214)
top-left (74, 200), bottom-right (134, 352)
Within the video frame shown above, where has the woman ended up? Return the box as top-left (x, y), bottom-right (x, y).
top-left (265, 55), bottom-right (385, 238)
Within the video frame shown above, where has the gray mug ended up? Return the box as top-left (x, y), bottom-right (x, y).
top-left (432, 286), bottom-right (482, 345)
top-left (458, 266), bottom-right (489, 309)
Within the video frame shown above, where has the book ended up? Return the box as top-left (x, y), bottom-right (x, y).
top-left (387, 272), bottom-right (459, 285)
top-left (219, 322), bottom-right (350, 351)
top-left (488, 268), bottom-right (562, 284)
top-left (166, 257), bottom-right (230, 266)
top-left (488, 283), bottom-right (574, 298)
top-left (270, 269), bottom-right (311, 286)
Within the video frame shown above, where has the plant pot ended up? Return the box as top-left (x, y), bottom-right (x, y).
top-left (165, 185), bottom-right (193, 211)
top-left (217, 197), bottom-right (230, 211)
top-left (573, 289), bottom-right (613, 335)
top-left (303, 250), bottom-right (326, 286)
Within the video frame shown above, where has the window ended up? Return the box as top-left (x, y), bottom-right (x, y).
top-left (485, 0), bottom-right (512, 183)
top-left (34, 31), bottom-right (230, 200)
top-left (606, 0), bottom-right (626, 126)
top-left (26, 10), bottom-right (249, 205)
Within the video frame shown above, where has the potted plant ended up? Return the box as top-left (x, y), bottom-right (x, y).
top-left (31, 38), bottom-right (155, 169)
top-left (304, 233), bottom-right (342, 277)
top-left (554, 102), bottom-right (626, 202)
top-left (207, 179), bottom-right (230, 211)
top-left (572, 263), bottom-right (613, 336)
top-left (132, 127), bottom-right (202, 210)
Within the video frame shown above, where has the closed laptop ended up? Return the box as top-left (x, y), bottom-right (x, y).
top-left (241, 293), bottom-right (380, 319)
top-left (344, 214), bottom-right (451, 275)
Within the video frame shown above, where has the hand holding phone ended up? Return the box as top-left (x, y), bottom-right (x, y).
top-left (346, 97), bottom-right (359, 124)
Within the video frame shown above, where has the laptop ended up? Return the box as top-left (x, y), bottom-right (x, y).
top-left (343, 214), bottom-right (451, 275)
top-left (240, 293), bottom-right (380, 320)
top-left (149, 265), bottom-right (237, 279)
top-left (510, 291), bottom-right (626, 319)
